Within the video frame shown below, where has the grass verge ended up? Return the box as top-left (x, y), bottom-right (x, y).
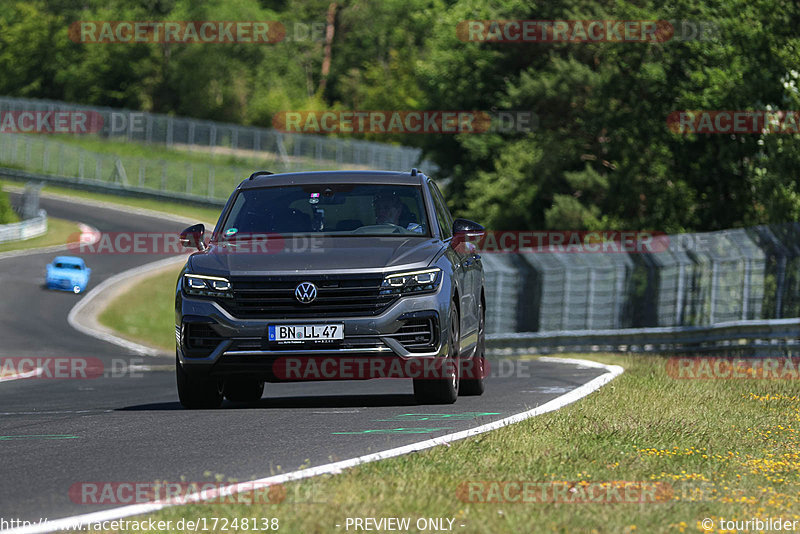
top-left (97, 265), bottom-right (182, 351)
top-left (0, 133), bottom-right (351, 199)
top-left (84, 274), bottom-right (800, 534)
top-left (0, 217), bottom-right (80, 254)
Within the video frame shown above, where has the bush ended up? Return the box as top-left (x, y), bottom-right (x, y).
top-left (0, 190), bottom-right (19, 224)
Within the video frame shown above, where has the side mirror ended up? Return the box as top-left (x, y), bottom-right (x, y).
top-left (180, 224), bottom-right (206, 251)
top-left (452, 218), bottom-right (485, 237)
top-left (451, 219), bottom-right (485, 253)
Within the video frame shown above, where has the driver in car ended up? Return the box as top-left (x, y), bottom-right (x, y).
top-left (374, 191), bottom-right (403, 225)
top-left (373, 192), bottom-right (423, 233)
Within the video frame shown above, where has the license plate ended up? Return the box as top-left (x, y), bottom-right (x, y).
top-left (268, 324), bottom-right (344, 343)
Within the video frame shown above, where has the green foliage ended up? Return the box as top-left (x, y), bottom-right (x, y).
top-left (0, 191), bottom-right (18, 224)
top-left (2, 0), bottom-right (800, 231)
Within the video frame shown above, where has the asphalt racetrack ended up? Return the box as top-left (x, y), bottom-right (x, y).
top-left (0, 194), bottom-right (610, 522)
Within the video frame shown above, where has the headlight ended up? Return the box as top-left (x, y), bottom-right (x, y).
top-left (183, 274), bottom-right (233, 298)
top-left (380, 268), bottom-right (442, 296)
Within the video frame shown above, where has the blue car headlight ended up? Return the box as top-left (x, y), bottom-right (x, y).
top-left (183, 274), bottom-right (233, 298)
top-left (380, 268), bottom-right (442, 296)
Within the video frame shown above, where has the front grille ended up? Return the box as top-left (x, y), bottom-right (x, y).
top-left (391, 318), bottom-right (436, 353)
top-left (224, 275), bottom-right (397, 319)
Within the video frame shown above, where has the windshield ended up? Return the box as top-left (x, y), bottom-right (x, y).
top-left (218, 184), bottom-right (431, 238)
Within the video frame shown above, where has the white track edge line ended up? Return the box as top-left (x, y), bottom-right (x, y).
top-left (67, 255), bottom-right (188, 357)
top-left (4, 358), bottom-right (623, 534)
top-left (0, 367), bottom-right (44, 383)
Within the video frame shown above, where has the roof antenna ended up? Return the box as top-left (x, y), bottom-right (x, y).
top-left (249, 171), bottom-right (274, 181)
top-left (410, 168), bottom-right (418, 176)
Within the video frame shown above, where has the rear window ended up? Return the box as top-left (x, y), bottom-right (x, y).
top-left (54, 263), bottom-right (81, 270)
top-left (219, 184), bottom-right (431, 238)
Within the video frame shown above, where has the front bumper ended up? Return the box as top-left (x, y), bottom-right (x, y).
top-left (177, 291), bottom-right (449, 380)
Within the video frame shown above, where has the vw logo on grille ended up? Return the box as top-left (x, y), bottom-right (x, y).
top-left (294, 282), bottom-right (317, 303)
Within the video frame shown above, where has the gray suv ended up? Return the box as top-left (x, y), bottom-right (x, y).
top-left (175, 169), bottom-right (485, 408)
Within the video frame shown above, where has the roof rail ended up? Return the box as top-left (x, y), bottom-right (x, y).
top-left (248, 171), bottom-right (274, 180)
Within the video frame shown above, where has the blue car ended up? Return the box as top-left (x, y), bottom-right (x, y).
top-left (46, 256), bottom-right (91, 294)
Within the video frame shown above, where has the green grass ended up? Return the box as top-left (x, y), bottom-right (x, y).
top-left (97, 265), bottom-right (182, 351)
top-left (88, 267), bottom-right (800, 534)
top-left (137, 354), bottom-right (800, 533)
top-left (1, 180), bottom-right (221, 225)
top-left (0, 217), bottom-right (80, 253)
top-left (0, 133), bottom-right (353, 200)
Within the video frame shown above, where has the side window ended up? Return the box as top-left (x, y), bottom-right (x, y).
top-left (429, 181), bottom-right (453, 239)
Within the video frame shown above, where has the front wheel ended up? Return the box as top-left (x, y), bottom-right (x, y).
top-left (414, 304), bottom-right (459, 404)
top-left (176, 355), bottom-right (223, 409)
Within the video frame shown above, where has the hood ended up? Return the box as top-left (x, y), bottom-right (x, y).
top-left (187, 236), bottom-right (444, 277)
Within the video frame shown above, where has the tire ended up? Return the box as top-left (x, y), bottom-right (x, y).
top-left (460, 296), bottom-right (486, 396)
top-left (414, 304), bottom-right (459, 404)
top-left (224, 377), bottom-right (265, 403)
top-left (176, 355), bottom-right (224, 409)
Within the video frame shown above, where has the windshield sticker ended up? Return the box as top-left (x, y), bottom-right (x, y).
top-left (225, 228), bottom-right (238, 237)
top-left (309, 192), bottom-right (320, 204)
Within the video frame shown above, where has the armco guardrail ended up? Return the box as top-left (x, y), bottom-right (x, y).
top-left (486, 318), bottom-right (800, 357)
top-left (0, 167), bottom-right (226, 208)
top-left (0, 209), bottom-right (47, 243)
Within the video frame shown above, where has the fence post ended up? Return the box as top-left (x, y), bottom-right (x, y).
top-left (742, 259), bottom-right (751, 320)
top-left (710, 263), bottom-right (718, 324)
top-left (146, 115), bottom-right (153, 144)
top-left (57, 144), bottom-right (64, 176)
top-left (587, 269), bottom-right (595, 329)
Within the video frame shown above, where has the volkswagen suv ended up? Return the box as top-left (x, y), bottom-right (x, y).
top-left (175, 169), bottom-right (485, 408)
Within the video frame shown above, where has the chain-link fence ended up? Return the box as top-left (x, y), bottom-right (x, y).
top-left (485, 225), bottom-right (800, 334)
top-left (0, 96), bottom-right (435, 173)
